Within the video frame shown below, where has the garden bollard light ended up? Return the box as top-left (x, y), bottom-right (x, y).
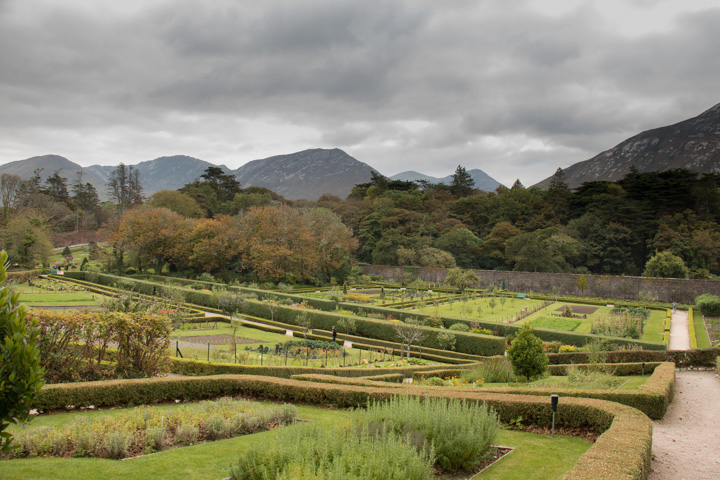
top-left (551, 394), bottom-right (559, 435)
top-left (260, 347), bottom-right (263, 365)
top-left (642, 362), bottom-right (645, 376)
top-left (208, 343), bottom-right (210, 363)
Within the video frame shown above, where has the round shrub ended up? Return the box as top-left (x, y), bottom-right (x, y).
top-left (695, 294), bottom-right (720, 317)
top-left (507, 324), bottom-right (548, 381)
top-left (424, 377), bottom-right (446, 386)
top-left (449, 323), bottom-right (470, 332)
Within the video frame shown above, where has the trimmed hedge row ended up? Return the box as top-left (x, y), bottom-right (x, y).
top-left (445, 362), bottom-right (675, 420)
top-left (548, 362), bottom-right (661, 376)
top-left (31, 375), bottom-right (653, 480)
top-left (66, 271), bottom-right (665, 351)
top-left (289, 373), bottom-right (407, 387)
top-left (412, 362), bottom-right (661, 381)
top-left (339, 299), bottom-right (664, 349)
top-left (312, 329), bottom-right (487, 362)
top-left (6, 269), bottom-right (42, 283)
top-left (168, 357), bottom-right (466, 379)
top-left (548, 348), bottom-right (720, 368)
top-left (717, 357), bottom-right (720, 375)
top-left (238, 299), bottom-right (506, 356)
top-left (688, 308), bottom-right (698, 349)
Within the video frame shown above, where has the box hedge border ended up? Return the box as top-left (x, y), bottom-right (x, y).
top-left (31, 375), bottom-right (652, 480)
top-left (428, 362), bottom-right (676, 420)
top-left (168, 356), bottom-right (473, 379)
top-left (289, 373), bottom-right (407, 387)
top-left (548, 348), bottom-right (720, 368)
top-left (65, 272), bottom-right (664, 351)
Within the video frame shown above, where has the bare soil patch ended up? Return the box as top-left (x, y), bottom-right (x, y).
top-left (555, 305), bottom-right (598, 315)
top-left (174, 334), bottom-right (261, 345)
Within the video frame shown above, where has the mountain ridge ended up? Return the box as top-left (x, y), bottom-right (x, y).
top-left (533, 102), bottom-right (720, 189)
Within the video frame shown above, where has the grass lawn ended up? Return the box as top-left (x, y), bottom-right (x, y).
top-left (692, 310), bottom-right (712, 348)
top-left (1, 402), bottom-right (591, 480)
top-left (17, 284), bottom-right (106, 306)
top-left (529, 316), bottom-right (581, 331)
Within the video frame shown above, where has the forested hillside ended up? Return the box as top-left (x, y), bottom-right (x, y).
top-left (2, 163), bottom-right (719, 283)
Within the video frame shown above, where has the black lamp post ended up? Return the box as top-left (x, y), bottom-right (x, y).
top-left (551, 394), bottom-right (559, 435)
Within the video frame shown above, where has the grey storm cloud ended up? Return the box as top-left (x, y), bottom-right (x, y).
top-left (0, 0), bottom-right (719, 186)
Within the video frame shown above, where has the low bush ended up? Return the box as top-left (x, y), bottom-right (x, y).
top-left (448, 323), bottom-right (470, 332)
top-left (28, 310), bottom-right (171, 383)
top-left (547, 348), bottom-right (720, 368)
top-left (7, 397), bottom-right (297, 459)
top-left (460, 357), bottom-right (522, 384)
top-left (357, 396), bottom-right (500, 472)
top-left (231, 422), bottom-right (434, 480)
top-left (695, 294), bottom-right (720, 317)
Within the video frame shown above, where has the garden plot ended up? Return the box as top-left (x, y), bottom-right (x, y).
top-left (17, 281), bottom-right (106, 308)
top-left (410, 296), bottom-right (551, 323)
top-left (0, 399), bottom-right (591, 480)
top-left (170, 323), bottom-right (426, 368)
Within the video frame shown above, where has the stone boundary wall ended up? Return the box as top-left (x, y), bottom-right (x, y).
top-left (360, 265), bottom-right (720, 304)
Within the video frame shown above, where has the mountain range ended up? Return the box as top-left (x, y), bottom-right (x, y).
top-left (390, 169), bottom-right (501, 192)
top-left (534, 102), bottom-right (720, 188)
top-left (3, 102), bottom-right (718, 200)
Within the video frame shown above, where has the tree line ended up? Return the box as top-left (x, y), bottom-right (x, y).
top-left (2, 162), bottom-right (719, 280)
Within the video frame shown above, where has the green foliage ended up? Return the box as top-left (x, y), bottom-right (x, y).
top-left (0, 251), bottom-right (45, 452)
top-left (443, 267), bottom-right (480, 292)
top-left (358, 396), bottom-right (500, 472)
top-left (448, 322), bottom-right (470, 332)
top-left (231, 422), bottom-right (434, 480)
top-left (507, 324), bottom-right (548, 380)
top-left (460, 357), bottom-right (521, 383)
top-left (435, 331), bottom-right (456, 351)
top-left (530, 317), bottom-right (581, 331)
top-left (6, 397), bottom-right (297, 459)
top-left (695, 293), bottom-right (720, 316)
top-left (28, 310), bottom-right (171, 383)
top-left (642, 251), bottom-right (688, 278)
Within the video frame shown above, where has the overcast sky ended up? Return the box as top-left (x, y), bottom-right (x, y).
top-left (1, 0), bottom-right (718, 186)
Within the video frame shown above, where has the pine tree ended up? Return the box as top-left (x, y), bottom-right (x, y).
top-left (450, 165), bottom-right (475, 197)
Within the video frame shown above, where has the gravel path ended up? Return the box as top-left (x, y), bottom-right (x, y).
top-left (669, 310), bottom-right (691, 350)
top-left (650, 371), bottom-right (720, 480)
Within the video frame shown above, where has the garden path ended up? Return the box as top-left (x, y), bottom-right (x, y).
top-left (668, 310), bottom-right (690, 350)
top-left (650, 370), bottom-right (720, 479)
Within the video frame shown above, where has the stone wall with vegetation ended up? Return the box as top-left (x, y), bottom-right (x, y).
top-left (361, 265), bottom-right (720, 303)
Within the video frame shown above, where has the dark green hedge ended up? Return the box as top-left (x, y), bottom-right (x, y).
top-left (548, 348), bottom-right (720, 367)
top-left (312, 329), bottom-right (487, 362)
top-left (168, 357), bottom-right (455, 379)
top-left (452, 362), bottom-right (675, 420)
top-left (31, 375), bottom-right (652, 480)
top-left (547, 362), bottom-right (661, 376)
top-left (238, 300), bottom-right (506, 356)
top-left (290, 373), bottom-right (406, 386)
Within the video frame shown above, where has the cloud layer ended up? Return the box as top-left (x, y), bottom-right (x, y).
top-left (1, 0), bottom-right (718, 185)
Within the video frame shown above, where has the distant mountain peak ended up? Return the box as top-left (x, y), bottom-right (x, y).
top-left (232, 148), bottom-right (377, 200)
top-left (534, 102), bottom-right (720, 189)
top-left (390, 168), bottom-right (502, 192)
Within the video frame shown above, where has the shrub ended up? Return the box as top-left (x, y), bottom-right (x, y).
top-left (8, 397), bottom-right (297, 459)
top-left (460, 357), bottom-right (521, 384)
top-left (543, 341), bottom-right (563, 353)
top-left (507, 324), bottom-right (548, 381)
top-left (695, 294), bottom-right (720, 317)
top-left (449, 323), bottom-right (470, 332)
top-left (1, 251), bottom-right (45, 453)
top-left (559, 345), bottom-right (576, 352)
top-left (436, 331), bottom-right (456, 351)
top-left (357, 396), bottom-right (500, 472)
top-left (28, 310), bottom-right (171, 383)
top-left (423, 377), bottom-right (446, 386)
top-left (230, 422), bottom-right (434, 480)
